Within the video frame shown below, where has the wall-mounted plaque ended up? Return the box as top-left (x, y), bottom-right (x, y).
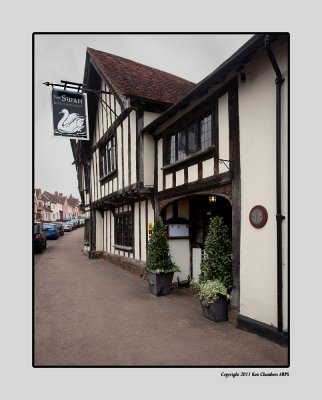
top-left (168, 223), bottom-right (189, 238)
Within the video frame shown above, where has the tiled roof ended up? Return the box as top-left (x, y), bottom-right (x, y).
top-left (87, 48), bottom-right (196, 105)
top-left (43, 191), bottom-right (58, 203)
top-left (51, 193), bottom-right (66, 205)
top-left (67, 196), bottom-right (79, 207)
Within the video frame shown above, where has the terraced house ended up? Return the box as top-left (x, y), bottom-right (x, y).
top-left (73, 34), bottom-right (289, 344)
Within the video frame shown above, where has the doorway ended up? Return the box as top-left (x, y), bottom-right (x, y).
top-left (189, 195), bottom-right (232, 279)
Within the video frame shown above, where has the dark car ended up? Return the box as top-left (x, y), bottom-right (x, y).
top-left (54, 222), bottom-right (64, 236)
top-left (34, 222), bottom-right (47, 253)
top-left (43, 223), bottom-right (60, 240)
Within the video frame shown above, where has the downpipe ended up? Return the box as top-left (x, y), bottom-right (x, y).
top-left (264, 35), bottom-right (285, 331)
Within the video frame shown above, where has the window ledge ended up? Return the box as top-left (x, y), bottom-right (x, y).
top-left (162, 145), bottom-right (215, 171)
top-left (100, 170), bottom-right (117, 184)
top-left (114, 245), bottom-right (133, 252)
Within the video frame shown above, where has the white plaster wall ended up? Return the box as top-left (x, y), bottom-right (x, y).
top-left (134, 202), bottom-right (140, 258)
top-left (176, 169), bottom-right (185, 186)
top-left (91, 159), bottom-right (95, 202)
top-left (218, 93), bottom-right (230, 174)
top-left (188, 164), bottom-right (198, 182)
top-left (95, 210), bottom-right (103, 251)
top-left (129, 111), bottom-right (137, 185)
top-left (140, 201), bottom-right (147, 261)
top-left (147, 200), bottom-right (154, 235)
top-left (202, 158), bottom-right (214, 179)
top-left (169, 239), bottom-right (190, 283)
top-left (123, 119), bottom-right (129, 188)
top-left (165, 174), bottom-right (173, 189)
top-left (143, 112), bottom-right (159, 187)
top-left (143, 135), bottom-right (155, 186)
top-left (116, 127), bottom-right (122, 188)
top-left (239, 41), bottom-right (288, 328)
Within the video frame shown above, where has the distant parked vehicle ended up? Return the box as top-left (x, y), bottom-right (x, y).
top-left (34, 222), bottom-right (47, 253)
top-left (61, 221), bottom-right (73, 232)
top-left (43, 223), bottom-right (60, 240)
top-left (54, 222), bottom-right (64, 236)
top-left (78, 218), bottom-right (85, 226)
top-left (70, 218), bottom-right (80, 228)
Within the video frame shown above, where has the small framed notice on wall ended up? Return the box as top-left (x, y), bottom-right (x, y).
top-left (168, 223), bottom-right (189, 238)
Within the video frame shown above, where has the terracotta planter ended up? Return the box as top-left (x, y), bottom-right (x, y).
top-left (148, 271), bottom-right (174, 296)
top-left (200, 296), bottom-right (228, 322)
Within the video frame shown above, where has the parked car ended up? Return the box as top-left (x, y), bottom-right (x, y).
top-left (54, 222), bottom-right (64, 236)
top-left (70, 219), bottom-right (80, 228)
top-left (61, 221), bottom-right (73, 232)
top-left (34, 222), bottom-right (47, 253)
top-left (43, 223), bottom-right (60, 240)
top-left (78, 218), bottom-right (85, 226)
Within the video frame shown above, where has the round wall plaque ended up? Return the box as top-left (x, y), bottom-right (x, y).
top-left (249, 205), bottom-right (268, 228)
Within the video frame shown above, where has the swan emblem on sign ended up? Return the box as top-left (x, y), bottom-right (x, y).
top-left (57, 109), bottom-right (86, 134)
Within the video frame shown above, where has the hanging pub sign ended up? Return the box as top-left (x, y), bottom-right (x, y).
top-left (51, 89), bottom-right (89, 140)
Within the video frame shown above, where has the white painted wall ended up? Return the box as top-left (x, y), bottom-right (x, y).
top-left (130, 111), bottom-right (137, 185)
top-left (95, 210), bottom-right (103, 251)
top-left (239, 40), bottom-right (288, 329)
top-left (202, 158), bottom-right (214, 179)
top-left (218, 93), bottom-right (230, 174)
top-left (176, 169), bottom-right (185, 186)
top-left (143, 134), bottom-right (155, 186)
top-left (188, 164), bottom-right (198, 182)
top-left (123, 119), bottom-right (129, 188)
top-left (169, 239), bottom-right (190, 283)
top-left (165, 174), bottom-right (172, 189)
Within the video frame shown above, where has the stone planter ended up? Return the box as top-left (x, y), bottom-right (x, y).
top-left (200, 296), bottom-right (228, 322)
top-left (148, 271), bottom-right (174, 296)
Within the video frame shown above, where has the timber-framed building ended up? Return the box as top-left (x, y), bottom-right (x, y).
top-left (73, 34), bottom-right (289, 344)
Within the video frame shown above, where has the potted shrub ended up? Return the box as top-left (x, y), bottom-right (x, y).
top-left (145, 221), bottom-right (180, 296)
top-left (192, 216), bottom-right (232, 322)
top-left (191, 279), bottom-right (231, 322)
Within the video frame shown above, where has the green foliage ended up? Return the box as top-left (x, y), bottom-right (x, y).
top-left (146, 221), bottom-right (180, 273)
top-left (199, 216), bottom-right (232, 288)
top-left (191, 279), bottom-right (231, 303)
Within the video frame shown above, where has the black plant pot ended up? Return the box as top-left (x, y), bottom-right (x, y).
top-left (200, 296), bottom-right (228, 322)
top-left (148, 271), bottom-right (174, 296)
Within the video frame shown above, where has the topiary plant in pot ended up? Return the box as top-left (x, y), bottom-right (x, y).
top-left (191, 279), bottom-right (231, 322)
top-left (192, 216), bottom-right (232, 322)
top-left (145, 221), bottom-right (180, 296)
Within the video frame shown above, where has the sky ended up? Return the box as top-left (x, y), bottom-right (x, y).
top-left (34, 33), bottom-right (253, 200)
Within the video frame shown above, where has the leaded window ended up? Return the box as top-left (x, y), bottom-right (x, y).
top-left (100, 135), bottom-right (116, 178)
top-left (200, 114), bottom-right (212, 150)
top-left (165, 109), bottom-right (214, 165)
top-left (188, 121), bottom-right (198, 155)
top-left (177, 131), bottom-right (186, 161)
top-left (115, 213), bottom-right (133, 248)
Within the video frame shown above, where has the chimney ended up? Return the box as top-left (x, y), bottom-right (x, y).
top-left (55, 191), bottom-right (58, 196)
